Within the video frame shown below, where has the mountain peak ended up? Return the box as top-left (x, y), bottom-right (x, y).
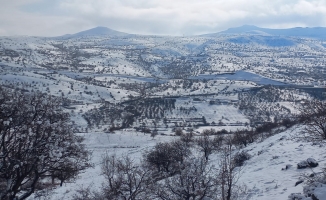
top-left (57, 26), bottom-right (129, 38)
top-left (91, 26), bottom-right (113, 31)
top-left (73, 26), bottom-right (128, 36)
top-left (240, 25), bottom-right (259, 28)
top-left (221, 25), bottom-right (262, 34)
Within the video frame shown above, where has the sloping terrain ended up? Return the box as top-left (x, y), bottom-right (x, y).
top-left (25, 125), bottom-right (326, 200)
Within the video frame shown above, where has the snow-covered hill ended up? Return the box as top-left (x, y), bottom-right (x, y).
top-left (25, 124), bottom-right (326, 200)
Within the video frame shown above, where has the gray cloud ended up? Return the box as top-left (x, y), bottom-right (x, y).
top-left (1, 0), bottom-right (326, 36)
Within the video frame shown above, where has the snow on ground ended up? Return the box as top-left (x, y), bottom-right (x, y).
top-left (28, 131), bottom-right (175, 200)
top-left (196, 104), bottom-right (248, 124)
top-left (236, 125), bottom-right (326, 199)
top-left (165, 97), bottom-right (249, 125)
top-left (279, 102), bottom-right (300, 115)
top-left (29, 124), bottom-right (326, 200)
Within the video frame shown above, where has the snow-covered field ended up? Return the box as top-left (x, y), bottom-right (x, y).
top-left (26, 125), bottom-right (326, 200)
top-left (29, 131), bottom-right (175, 199)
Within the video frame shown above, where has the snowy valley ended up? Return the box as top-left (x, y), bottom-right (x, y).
top-left (0, 26), bottom-right (326, 200)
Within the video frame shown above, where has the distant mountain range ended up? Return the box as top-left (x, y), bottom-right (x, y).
top-left (57, 25), bottom-right (326, 40)
top-left (208, 25), bottom-right (326, 39)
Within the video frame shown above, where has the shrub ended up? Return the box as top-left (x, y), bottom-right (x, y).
top-left (144, 140), bottom-right (191, 174)
top-left (174, 128), bottom-right (183, 136)
top-left (233, 151), bottom-right (251, 167)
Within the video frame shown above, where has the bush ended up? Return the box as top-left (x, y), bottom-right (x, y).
top-left (174, 128), bottom-right (183, 136)
top-left (255, 122), bottom-right (279, 134)
top-left (140, 127), bottom-right (152, 133)
top-left (233, 151), bottom-right (251, 167)
top-left (217, 129), bottom-right (229, 135)
top-left (280, 118), bottom-right (296, 128)
top-left (232, 130), bottom-right (256, 147)
top-left (109, 126), bottom-right (121, 132)
top-left (144, 140), bottom-right (191, 174)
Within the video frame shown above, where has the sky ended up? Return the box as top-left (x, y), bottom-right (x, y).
top-left (1, 0), bottom-right (326, 37)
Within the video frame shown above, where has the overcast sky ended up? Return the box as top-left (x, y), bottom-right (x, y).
top-left (1, 0), bottom-right (326, 37)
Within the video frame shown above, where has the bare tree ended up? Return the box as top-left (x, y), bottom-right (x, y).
top-left (100, 154), bottom-right (151, 200)
top-left (154, 158), bottom-right (218, 200)
top-left (144, 140), bottom-right (191, 174)
top-left (299, 99), bottom-right (326, 141)
top-left (180, 131), bottom-right (194, 147)
top-left (231, 129), bottom-right (256, 148)
top-left (0, 86), bottom-right (90, 200)
top-left (195, 134), bottom-right (223, 161)
top-left (218, 139), bottom-right (243, 200)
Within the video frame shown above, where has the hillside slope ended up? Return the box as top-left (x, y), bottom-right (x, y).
top-left (237, 125), bottom-right (326, 199)
top-left (26, 125), bottom-right (326, 200)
